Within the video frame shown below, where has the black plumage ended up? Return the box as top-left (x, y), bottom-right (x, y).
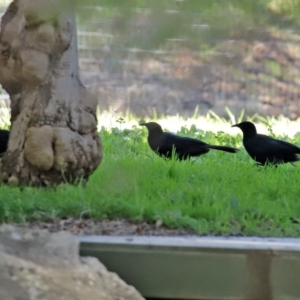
top-left (232, 121), bottom-right (300, 166)
top-left (141, 122), bottom-right (238, 160)
top-left (0, 130), bottom-right (9, 157)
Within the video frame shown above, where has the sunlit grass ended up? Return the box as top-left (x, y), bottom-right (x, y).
top-left (98, 106), bottom-right (300, 138)
top-left (0, 108), bottom-right (300, 236)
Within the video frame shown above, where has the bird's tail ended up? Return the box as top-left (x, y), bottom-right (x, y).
top-left (208, 145), bottom-right (239, 153)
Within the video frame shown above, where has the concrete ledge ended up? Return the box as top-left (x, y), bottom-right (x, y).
top-left (78, 236), bottom-right (300, 299)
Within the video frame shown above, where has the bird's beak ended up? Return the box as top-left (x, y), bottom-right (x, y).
top-left (140, 123), bottom-right (146, 126)
top-left (231, 123), bottom-right (239, 128)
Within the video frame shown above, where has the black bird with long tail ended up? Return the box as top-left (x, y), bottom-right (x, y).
top-left (141, 122), bottom-right (238, 160)
top-left (232, 121), bottom-right (300, 166)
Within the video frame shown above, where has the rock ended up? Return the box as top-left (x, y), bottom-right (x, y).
top-left (0, 225), bottom-right (144, 300)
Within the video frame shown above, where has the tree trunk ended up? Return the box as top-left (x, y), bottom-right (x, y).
top-left (0, 0), bottom-right (103, 187)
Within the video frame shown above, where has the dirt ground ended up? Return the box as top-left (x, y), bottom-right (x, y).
top-left (14, 219), bottom-right (197, 236)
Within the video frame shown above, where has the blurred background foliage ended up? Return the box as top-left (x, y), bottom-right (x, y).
top-left (1, 0), bottom-right (300, 120)
top-left (73, 0), bottom-right (300, 120)
top-left (76, 0), bottom-right (300, 48)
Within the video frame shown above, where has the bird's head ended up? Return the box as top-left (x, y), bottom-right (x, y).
top-left (140, 122), bottom-right (163, 135)
top-left (232, 121), bottom-right (257, 137)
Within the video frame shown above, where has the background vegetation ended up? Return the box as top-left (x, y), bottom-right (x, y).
top-left (0, 113), bottom-right (299, 237)
top-left (0, 0), bottom-right (300, 236)
top-left (73, 0), bottom-right (300, 119)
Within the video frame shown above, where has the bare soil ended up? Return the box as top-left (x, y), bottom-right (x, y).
top-left (14, 219), bottom-right (197, 236)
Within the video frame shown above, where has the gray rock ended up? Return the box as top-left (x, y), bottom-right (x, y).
top-left (0, 225), bottom-right (144, 300)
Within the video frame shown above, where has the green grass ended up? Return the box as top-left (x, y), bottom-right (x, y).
top-left (1, 114), bottom-right (300, 237)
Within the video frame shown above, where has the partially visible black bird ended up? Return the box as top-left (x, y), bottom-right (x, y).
top-left (232, 121), bottom-right (300, 166)
top-left (141, 122), bottom-right (238, 160)
top-left (0, 130), bottom-right (9, 157)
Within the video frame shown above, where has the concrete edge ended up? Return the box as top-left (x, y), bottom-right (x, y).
top-left (78, 236), bottom-right (300, 299)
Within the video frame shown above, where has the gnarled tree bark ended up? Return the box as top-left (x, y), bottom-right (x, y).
top-left (0, 0), bottom-right (103, 186)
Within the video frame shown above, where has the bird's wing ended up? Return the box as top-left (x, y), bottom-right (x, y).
top-left (275, 139), bottom-right (300, 153)
top-left (163, 133), bottom-right (208, 156)
top-left (255, 135), bottom-right (300, 153)
top-left (152, 134), bottom-right (173, 154)
top-left (244, 134), bottom-right (300, 163)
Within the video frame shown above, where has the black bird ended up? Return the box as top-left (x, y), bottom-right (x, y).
top-left (141, 122), bottom-right (238, 160)
top-left (0, 130), bottom-right (9, 157)
top-left (232, 121), bottom-right (300, 166)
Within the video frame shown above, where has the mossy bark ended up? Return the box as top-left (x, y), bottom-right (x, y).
top-left (0, 0), bottom-right (103, 186)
